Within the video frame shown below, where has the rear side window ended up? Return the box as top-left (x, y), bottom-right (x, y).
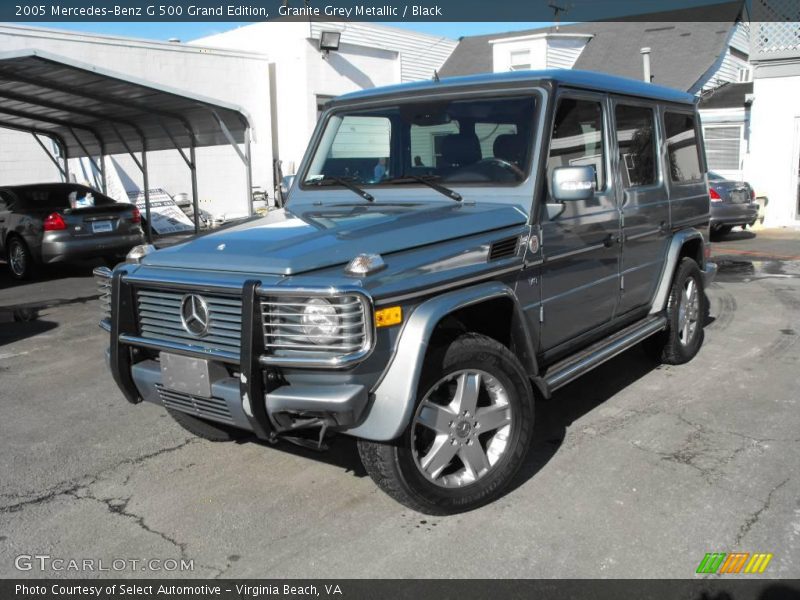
top-left (615, 104), bottom-right (657, 187)
top-left (548, 97), bottom-right (606, 190)
top-left (19, 186), bottom-right (114, 209)
top-left (664, 112), bottom-right (702, 183)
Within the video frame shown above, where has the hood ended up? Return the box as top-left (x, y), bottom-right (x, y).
top-left (143, 202), bottom-right (527, 275)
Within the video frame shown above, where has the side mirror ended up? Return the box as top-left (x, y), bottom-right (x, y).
top-left (280, 175), bottom-right (296, 196)
top-left (550, 166), bottom-right (596, 202)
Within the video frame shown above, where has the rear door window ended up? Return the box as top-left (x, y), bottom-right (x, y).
top-left (664, 112), bottom-right (703, 183)
top-left (615, 104), bottom-right (657, 187)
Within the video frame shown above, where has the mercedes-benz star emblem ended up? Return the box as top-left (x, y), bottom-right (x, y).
top-left (180, 294), bottom-right (210, 337)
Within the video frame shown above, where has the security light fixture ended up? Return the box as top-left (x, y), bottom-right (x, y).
top-left (319, 31), bottom-right (341, 58)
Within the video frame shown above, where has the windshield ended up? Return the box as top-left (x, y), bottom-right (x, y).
top-left (303, 96), bottom-right (537, 188)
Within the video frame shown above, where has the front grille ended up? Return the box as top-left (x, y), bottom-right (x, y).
top-left (136, 289), bottom-right (242, 357)
top-left (156, 384), bottom-right (234, 425)
top-left (260, 294), bottom-right (370, 362)
top-left (93, 267), bottom-right (112, 320)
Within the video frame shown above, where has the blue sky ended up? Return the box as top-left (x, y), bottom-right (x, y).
top-left (20, 21), bottom-right (551, 42)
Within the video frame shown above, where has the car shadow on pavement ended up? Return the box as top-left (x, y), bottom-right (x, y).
top-left (712, 230), bottom-right (756, 243)
top-left (0, 308), bottom-right (58, 347)
top-left (508, 346), bottom-right (659, 495)
top-left (241, 345), bottom-right (662, 486)
top-left (243, 426), bottom-right (369, 477)
top-left (0, 258), bottom-right (106, 291)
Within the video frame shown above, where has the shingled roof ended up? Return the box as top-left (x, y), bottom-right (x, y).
top-left (439, 21), bottom-right (740, 92)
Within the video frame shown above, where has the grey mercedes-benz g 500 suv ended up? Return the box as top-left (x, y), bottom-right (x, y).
top-left (96, 70), bottom-right (716, 514)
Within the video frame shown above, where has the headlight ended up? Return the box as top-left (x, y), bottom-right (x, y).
top-left (301, 298), bottom-right (341, 344)
top-left (126, 243), bottom-right (156, 264)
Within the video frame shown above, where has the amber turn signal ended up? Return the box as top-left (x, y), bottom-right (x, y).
top-left (375, 306), bottom-right (402, 328)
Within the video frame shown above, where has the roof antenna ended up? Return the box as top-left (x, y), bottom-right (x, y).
top-left (433, 70), bottom-right (440, 82)
top-left (548, 1), bottom-right (571, 31)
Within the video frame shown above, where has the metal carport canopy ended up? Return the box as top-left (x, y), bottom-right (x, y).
top-left (0, 49), bottom-right (254, 242)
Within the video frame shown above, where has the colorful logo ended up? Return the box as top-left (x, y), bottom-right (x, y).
top-left (696, 552), bottom-right (773, 574)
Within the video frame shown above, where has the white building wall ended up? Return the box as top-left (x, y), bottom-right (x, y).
top-left (700, 22), bottom-right (751, 91)
top-left (546, 37), bottom-right (588, 69)
top-left (491, 36), bottom-right (548, 72)
top-left (195, 21), bottom-right (448, 176)
top-left (745, 73), bottom-right (800, 225)
top-left (0, 129), bottom-right (62, 184)
top-left (0, 24), bottom-right (273, 219)
top-left (308, 22), bottom-right (456, 82)
top-left (490, 33), bottom-right (590, 73)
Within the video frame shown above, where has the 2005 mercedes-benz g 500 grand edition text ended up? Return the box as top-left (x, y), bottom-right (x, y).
top-left (96, 71), bottom-right (717, 514)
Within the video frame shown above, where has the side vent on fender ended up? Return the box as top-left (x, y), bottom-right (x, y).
top-left (488, 236), bottom-right (520, 261)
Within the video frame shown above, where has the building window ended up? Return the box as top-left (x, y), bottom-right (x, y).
top-left (737, 67), bottom-right (752, 82)
top-left (509, 50), bottom-right (531, 71)
top-left (703, 125), bottom-right (742, 171)
top-left (615, 104), bottom-right (658, 187)
top-left (664, 112), bottom-right (703, 183)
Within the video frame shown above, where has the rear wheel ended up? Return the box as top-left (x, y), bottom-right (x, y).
top-left (644, 258), bottom-right (707, 365)
top-left (358, 333), bottom-right (534, 514)
top-left (6, 237), bottom-right (35, 280)
top-left (167, 408), bottom-right (248, 442)
top-left (712, 225), bottom-right (733, 238)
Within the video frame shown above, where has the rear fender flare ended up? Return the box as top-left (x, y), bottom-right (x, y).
top-left (649, 228), bottom-right (704, 314)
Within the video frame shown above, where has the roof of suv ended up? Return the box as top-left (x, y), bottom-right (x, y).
top-left (334, 69), bottom-right (697, 106)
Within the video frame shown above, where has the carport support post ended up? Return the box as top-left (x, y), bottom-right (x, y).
top-left (99, 141), bottom-right (107, 194)
top-left (190, 141), bottom-right (200, 234)
top-left (141, 143), bottom-right (152, 244)
top-left (61, 142), bottom-right (70, 184)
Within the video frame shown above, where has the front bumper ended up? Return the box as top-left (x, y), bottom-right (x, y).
top-left (42, 231), bottom-right (144, 263)
top-left (104, 269), bottom-right (376, 440)
top-left (710, 202), bottom-right (758, 228)
top-left (123, 358), bottom-right (368, 434)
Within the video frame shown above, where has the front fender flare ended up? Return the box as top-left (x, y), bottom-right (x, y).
top-left (344, 281), bottom-right (535, 441)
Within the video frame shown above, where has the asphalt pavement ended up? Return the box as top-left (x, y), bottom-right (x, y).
top-left (1, 227), bottom-right (799, 578)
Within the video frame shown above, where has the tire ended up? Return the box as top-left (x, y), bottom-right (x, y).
top-left (644, 258), bottom-right (707, 365)
top-left (357, 333), bottom-right (534, 515)
top-left (712, 225), bottom-right (733, 238)
top-left (6, 236), bottom-right (36, 280)
top-left (167, 408), bottom-right (248, 442)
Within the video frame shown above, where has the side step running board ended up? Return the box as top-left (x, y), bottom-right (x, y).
top-left (543, 314), bottom-right (667, 393)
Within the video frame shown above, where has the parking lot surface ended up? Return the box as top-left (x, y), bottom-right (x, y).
top-left (1, 228), bottom-right (799, 578)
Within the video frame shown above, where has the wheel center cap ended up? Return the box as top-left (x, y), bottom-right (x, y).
top-left (454, 420), bottom-right (472, 438)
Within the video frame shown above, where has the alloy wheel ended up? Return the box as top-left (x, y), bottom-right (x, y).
top-left (411, 369), bottom-right (513, 488)
top-left (678, 277), bottom-right (700, 345)
top-left (9, 242), bottom-right (26, 277)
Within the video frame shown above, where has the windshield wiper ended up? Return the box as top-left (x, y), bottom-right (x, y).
top-left (305, 176), bottom-right (374, 202)
top-left (387, 174), bottom-right (462, 202)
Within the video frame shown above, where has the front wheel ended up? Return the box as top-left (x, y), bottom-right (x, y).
top-left (358, 333), bottom-right (534, 514)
